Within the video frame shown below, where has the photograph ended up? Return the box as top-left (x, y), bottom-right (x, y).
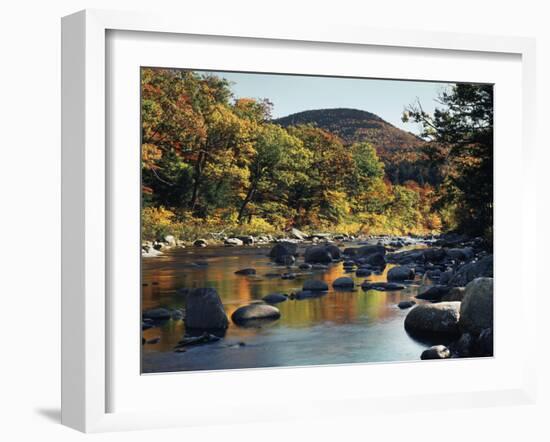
top-left (140, 67), bottom-right (494, 373)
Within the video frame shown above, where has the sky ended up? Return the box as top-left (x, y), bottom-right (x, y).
top-left (197, 70), bottom-right (453, 135)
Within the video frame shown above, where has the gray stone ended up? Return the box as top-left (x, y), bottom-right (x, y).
top-left (231, 303), bottom-right (281, 324)
top-left (387, 266), bottom-right (415, 282)
top-left (290, 227), bottom-right (307, 240)
top-left (404, 302), bottom-right (461, 335)
top-left (193, 239), bottom-right (208, 247)
top-left (446, 247), bottom-right (474, 262)
top-left (305, 244), bottom-right (341, 263)
top-left (332, 277), bottom-right (355, 289)
top-left (355, 268), bottom-right (372, 277)
top-left (142, 308), bottom-right (172, 321)
top-left (184, 288), bottom-right (229, 330)
top-left (459, 277), bottom-right (493, 335)
top-left (398, 300), bottom-right (416, 309)
top-left (303, 279), bottom-right (329, 291)
top-left (224, 237), bottom-right (244, 246)
top-left (269, 242), bottom-right (298, 260)
top-left (421, 345), bottom-right (451, 360)
top-left (275, 254), bottom-right (296, 266)
top-left (416, 285), bottom-right (451, 301)
top-left (262, 293), bottom-right (288, 304)
top-left (163, 235), bottom-right (176, 246)
top-left (449, 255), bottom-right (493, 286)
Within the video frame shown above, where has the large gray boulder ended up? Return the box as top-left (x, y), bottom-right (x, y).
top-left (387, 265), bottom-right (415, 282)
top-left (449, 255), bottom-right (493, 287)
top-left (459, 277), bottom-right (493, 336)
top-left (304, 244), bottom-right (341, 263)
top-left (184, 288), bottom-right (229, 330)
top-left (404, 302), bottom-right (461, 335)
top-left (362, 252), bottom-right (386, 268)
top-left (269, 242), bottom-right (298, 260)
top-left (231, 303), bottom-right (281, 324)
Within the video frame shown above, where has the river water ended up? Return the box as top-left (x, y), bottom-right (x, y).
top-left (141, 244), bottom-right (430, 373)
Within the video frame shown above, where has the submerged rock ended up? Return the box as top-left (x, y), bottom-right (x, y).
top-left (234, 268), bottom-right (256, 275)
top-left (184, 288), bottom-right (229, 330)
top-left (231, 303), bottom-right (281, 324)
top-left (361, 282), bottom-right (405, 292)
top-left (262, 293), bottom-right (288, 304)
top-left (404, 302), bottom-right (461, 336)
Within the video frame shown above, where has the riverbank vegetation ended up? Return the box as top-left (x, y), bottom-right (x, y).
top-left (141, 68), bottom-right (493, 243)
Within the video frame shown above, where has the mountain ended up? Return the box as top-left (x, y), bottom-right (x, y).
top-left (274, 108), bottom-right (428, 183)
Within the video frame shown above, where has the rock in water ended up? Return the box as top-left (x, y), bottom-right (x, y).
top-left (355, 268), bottom-right (372, 277)
top-left (184, 288), bottom-right (229, 330)
top-left (224, 237), bottom-right (244, 246)
top-left (441, 287), bottom-right (466, 302)
top-left (398, 300), bottom-right (416, 309)
top-left (459, 277), bottom-right (493, 335)
top-left (332, 276), bottom-right (355, 290)
top-left (193, 239), bottom-right (208, 247)
top-left (387, 266), bottom-right (415, 282)
top-left (477, 328), bottom-right (494, 356)
top-left (234, 268), bottom-right (256, 275)
top-left (421, 345), bottom-right (451, 360)
top-left (142, 308), bottom-right (172, 321)
top-left (449, 255), bottom-right (493, 286)
top-left (404, 302), bottom-right (461, 335)
top-left (269, 242), bottom-right (298, 260)
top-left (231, 303), bottom-right (281, 324)
top-left (262, 293), bottom-right (288, 304)
top-left (303, 279), bottom-right (329, 291)
top-left (416, 285), bottom-right (451, 301)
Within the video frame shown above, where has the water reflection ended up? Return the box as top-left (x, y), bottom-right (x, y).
top-left (142, 245), bottom-right (428, 372)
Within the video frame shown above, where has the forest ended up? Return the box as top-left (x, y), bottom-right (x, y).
top-left (141, 68), bottom-right (493, 243)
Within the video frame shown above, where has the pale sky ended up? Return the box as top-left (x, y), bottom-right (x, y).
top-left (197, 70), bottom-right (453, 135)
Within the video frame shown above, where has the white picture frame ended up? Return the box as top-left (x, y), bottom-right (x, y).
top-left (61, 9), bottom-right (537, 433)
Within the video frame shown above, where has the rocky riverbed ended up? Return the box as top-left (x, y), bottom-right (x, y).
top-left (141, 232), bottom-right (493, 372)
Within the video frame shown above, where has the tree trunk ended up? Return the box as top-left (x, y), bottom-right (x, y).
top-left (238, 185), bottom-right (256, 223)
top-left (190, 151), bottom-right (205, 210)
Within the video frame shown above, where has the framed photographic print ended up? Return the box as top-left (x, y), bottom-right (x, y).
top-left (62, 9), bottom-right (537, 432)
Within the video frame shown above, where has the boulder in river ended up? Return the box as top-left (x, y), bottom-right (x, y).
top-left (446, 247), bottom-right (474, 262)
top-left (421, 345), bottom-right (451, 360)
top-left (449, 255), bottom-right (493, 287)
top-left (269, 242), bottom-right (298, 261)
top-left (298, 263), bottom-right (312, 270)
top-left (387, 265), bottom-right (415, 282)
top-left (459, 277), bottom-right (493, 336)
top-left (362, 252), bottom-right (386, 268)
top-left (193, 239), bottom-right (208, 247)
top-left (234, 268), bottom-right (256, 275)
top-left (184, 288), bottom-right (229, 330)
top-left (416, 285), bottom-right (451, 301)
top-left (231, 303), bottom-right (281, 324)
top-left (355, 268), bottom-right (372, 277)
top-left (361, 282), bottom-right (405, 292)
top-left (332, 276), bottom-right (355, 290)
top-left (275, 254), bottom-right (296, 266)
top-left (237, 235), bottom-right (255, 245)
top-left (304, 244), bottom-right (341, 263)
top-left (344, 245), bottom-right (386, 259)
top-left (262, 293), bottom-right (288, 304)
top-left (303, 279), bottom-right (329, 291)
top-left (404, 302), bottom-right (461, 336)
top-left (224, 237), bottom-right (244, 246)
top-left (477, 328), bottom-right (494, 356)
top-left (163, 235), bottom-right (176, 247)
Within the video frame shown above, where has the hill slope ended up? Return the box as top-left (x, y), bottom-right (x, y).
top-left (274, 108), bottom-right (427, 183)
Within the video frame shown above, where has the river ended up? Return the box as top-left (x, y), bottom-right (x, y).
top-left (141, 243), bottom-right (431, 373)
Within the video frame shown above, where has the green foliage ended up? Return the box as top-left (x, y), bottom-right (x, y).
top-left (141, 69), bottom-right (490, 242)
top-left (404, 84), bottom-right (493, 237)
